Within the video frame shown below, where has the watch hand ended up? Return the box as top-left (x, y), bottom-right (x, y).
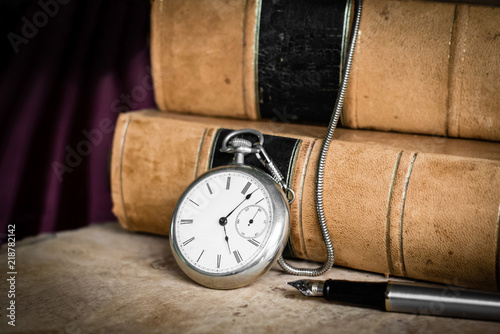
top-left (218, 217), bottom-right (232, 254)
top-left (223, 188), bottom-right (258, 220)
top-left (248, 208), bottom-right (260, 226)
top-left (222, 225), bottom-right (231, 254)
top-left (218, 189), bottom-right (259, 255)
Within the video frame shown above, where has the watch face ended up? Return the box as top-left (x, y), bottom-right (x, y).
top-left (172, 169), bottom-right (275, 276)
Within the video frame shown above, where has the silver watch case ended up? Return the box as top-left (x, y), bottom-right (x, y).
top-left (170, 164), bottom-right (290, 289)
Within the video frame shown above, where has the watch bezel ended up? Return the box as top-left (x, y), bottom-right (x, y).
top-left (170, 164), bottom-right (290, 289)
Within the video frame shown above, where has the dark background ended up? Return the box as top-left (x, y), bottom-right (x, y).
top-left (0, 0), bottom-right (155, 242)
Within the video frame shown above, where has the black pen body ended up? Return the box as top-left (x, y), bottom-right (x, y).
top-left (323, 279), bottom-right (387, 310)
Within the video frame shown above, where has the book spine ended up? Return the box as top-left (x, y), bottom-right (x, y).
top-left (111, 110), bottom-right (500, 291)
top-left (150, 0), bottom-right (500, 141)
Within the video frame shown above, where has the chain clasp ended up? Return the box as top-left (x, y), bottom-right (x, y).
top-left (220, 129), bottom-right (295, 204)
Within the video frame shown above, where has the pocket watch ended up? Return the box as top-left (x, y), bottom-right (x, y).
top-left (170, 129), bottom-right (294, 289)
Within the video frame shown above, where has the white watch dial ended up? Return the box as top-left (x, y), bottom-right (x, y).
top-left (173, 170), bottom-right (274, 274)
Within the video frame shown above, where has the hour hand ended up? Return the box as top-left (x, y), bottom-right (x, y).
top-left (219, 217), bottom-right (231, 254)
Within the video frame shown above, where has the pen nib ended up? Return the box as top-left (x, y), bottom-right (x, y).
top-left (287, 280), bottom-right (323, 297)
top-left (287, 280), bottom-right (310, 296)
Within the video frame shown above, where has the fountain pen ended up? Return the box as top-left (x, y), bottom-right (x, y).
top-left (287, 279), bottom-right (500, 321)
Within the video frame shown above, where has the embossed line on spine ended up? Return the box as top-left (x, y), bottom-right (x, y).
top-left (159, 0), bottom-right (168, 110)
top-left (253, 0), bottom-right (263, 119)
top-left (298, 139), bottom-right (317, 257)
top-left (353, 20), bottom-right (361, 129)
top-left (194, 128), bottom-right (208, 178)
top-left (286, 139), bottom-right (302, 187)
top-left (283, 138), bottom-right (302, 258)
top-left (340, 0), bottom-right (352, 86)
top-left (457, 6), bottom-right (470, 138)
top-left (495, 204), bottom-right (500, 292)
top-left (445, 5), bottom-right (457, 137)
top-left (400, 152), bottom-right (418, 277)
top-left (241, 0), bottom-right (249, 119)
top-left (386, 150), bottom-right (403, 276)
top-left (119, 117), bottom-right (132, 226)
top-left (208, 128), bottom-right (223, 170)
top-left (339, 0), bottom-right (352, 127)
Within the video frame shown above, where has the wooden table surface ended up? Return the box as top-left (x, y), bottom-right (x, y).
top-left (1, 222), bottom-right (499, 333)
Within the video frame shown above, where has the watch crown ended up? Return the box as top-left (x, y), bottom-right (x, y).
top-left (229, 137), bottom-right (252, 149)
top-left (221, 132), bottom-right (261, 165)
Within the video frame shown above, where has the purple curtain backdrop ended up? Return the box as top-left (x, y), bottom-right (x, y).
top-left (0, 0), bottom-right (156, 241)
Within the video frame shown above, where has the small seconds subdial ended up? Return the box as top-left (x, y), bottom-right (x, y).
top-left (236, 205), bottom-right (269, 239)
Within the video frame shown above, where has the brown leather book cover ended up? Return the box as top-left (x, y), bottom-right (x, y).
top-left (343, 0), bottom-right (500, 141)
top-left (111, 109), bottom-right (500, 291)
top-left (151, 0), bottom-right (500, 141)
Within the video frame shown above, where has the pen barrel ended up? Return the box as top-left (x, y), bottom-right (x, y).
top-left (323, 280), bottom-right (387, 310)
top-left (387, 282), bottom-right (500, 321)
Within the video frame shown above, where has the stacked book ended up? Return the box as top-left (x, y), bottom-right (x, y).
top-left (111, 0), bottom-right (500, 291)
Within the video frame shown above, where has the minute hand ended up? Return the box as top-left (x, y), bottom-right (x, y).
top-left (224, 189), bottom-right (258, 220)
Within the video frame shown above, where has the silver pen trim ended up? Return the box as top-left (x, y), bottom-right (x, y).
top-left (386, 281), bottom-right (500, 321)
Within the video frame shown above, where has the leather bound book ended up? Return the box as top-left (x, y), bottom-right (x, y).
top-left (111, 109), bottom-right (500, 291)
top-left (342, 0), bottom-right (500, 141)
top-left (151, 0), bottom-right (500, 141)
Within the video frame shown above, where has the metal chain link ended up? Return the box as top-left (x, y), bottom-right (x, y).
top-left (277, 0), bottom-right (363, 276)
top-left (254, 143), bottom-right (295, 204)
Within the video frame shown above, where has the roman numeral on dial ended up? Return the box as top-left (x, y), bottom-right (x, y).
top-left (233, 250), bottom-right (243, 263)
top-left (197, 250), bottom-right (205, 263)
top-left (241, 182), bottom-right (251, 194)
top-left (182, 237), bottom-right (195, 246)
top-left (217, 254), bottom-right (221, 268)
top-left (248, 239), bottom-right (260, 247)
